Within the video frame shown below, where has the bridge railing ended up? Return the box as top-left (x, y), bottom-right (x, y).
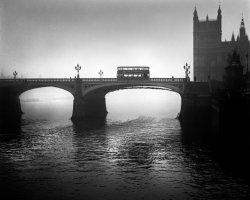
top-left (82, 78), bottom-right (185, 82)
top-left (0, 78), bottom-right (185, 83)
top-left (0, 78), bottom-right (73, 82)
top-left (82, 78), bottom-right (117, 82)
top-left (149, 78), bottom-right (184, 82)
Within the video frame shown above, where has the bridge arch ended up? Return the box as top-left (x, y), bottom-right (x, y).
top-left (19, 84), bottom-right (75, 96)
top-left (19, 87), bottom-right (74, 119)
top-left (0, 82), bottom-right (75, 97)
top-left (81, 82), bottom-right (183, 98)
top-left (106, 87), bottom-right (182, 118)
top-left (0, 83), bottom-right (75, 119)
top-left (19, 86), bottom-right (74, 100)
top-left (71, 82), bottom-right (184, 119)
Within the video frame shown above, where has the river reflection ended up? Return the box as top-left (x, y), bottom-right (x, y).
top-left (1, 103), bottom-right (250, 199)
top-left (0, 117), bottom-right (22, 142)
top-left (72, 118), bottom-right (107, 133)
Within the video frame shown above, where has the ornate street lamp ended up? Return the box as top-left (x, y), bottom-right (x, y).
top-left (183, 63), bottom-right (190, 81)
top-left (75, 64), bottom-right (81, 78)
top-left (13, 70), bottom-right (18, 80)
top-left (98, 70), bottom-right (103, 80)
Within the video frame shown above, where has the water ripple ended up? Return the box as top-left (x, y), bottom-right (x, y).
top-left (1, 116), bottom-right (250, 200)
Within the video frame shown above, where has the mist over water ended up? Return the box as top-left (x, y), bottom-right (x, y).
top-left (107, 89), bottom-right (181, 121)
top-left (1, 88), bottom-right (250, 200)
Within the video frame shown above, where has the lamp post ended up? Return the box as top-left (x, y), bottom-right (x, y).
top-left (75, 64), bottom-right (81, 79)
top-left (98, 70), bottom-right (103, 80)
top-left (13, 70), bottom-right (18, 80)
top-left (183, 63), bottom-right (190, 82)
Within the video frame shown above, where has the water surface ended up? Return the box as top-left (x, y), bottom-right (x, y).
top-left (1, 100), bottom-right (250, 200)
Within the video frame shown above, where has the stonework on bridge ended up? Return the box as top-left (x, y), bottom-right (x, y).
top-left (0, 77), bottom-right (186, 119)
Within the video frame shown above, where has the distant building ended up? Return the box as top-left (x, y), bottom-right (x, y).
top-left (193, 5), bottom-right (250, 81)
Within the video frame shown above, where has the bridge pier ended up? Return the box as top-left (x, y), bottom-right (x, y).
top-left (71, 93), bottom-right (107, 119)
top-left (0, 87), bottom-right (22, 119)
top-left (179, 94), bottom-right (211, 133)
top-left (179, 82), bottom-right (212, 142)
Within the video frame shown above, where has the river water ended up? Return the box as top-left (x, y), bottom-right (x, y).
top-left (1, 98), bottom-right (250, 200)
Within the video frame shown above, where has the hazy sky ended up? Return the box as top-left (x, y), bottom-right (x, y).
top-left (1, 0), bottom-right (249, 79)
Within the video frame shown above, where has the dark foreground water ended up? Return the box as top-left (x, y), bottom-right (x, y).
top-left (1, 102), bottom-right (250, 200)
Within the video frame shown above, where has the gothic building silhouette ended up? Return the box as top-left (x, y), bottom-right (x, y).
top-left (193, 5), bottom-right (250, 81)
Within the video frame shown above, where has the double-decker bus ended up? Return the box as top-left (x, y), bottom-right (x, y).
top-left (117, 66), bottom-right (150, 79)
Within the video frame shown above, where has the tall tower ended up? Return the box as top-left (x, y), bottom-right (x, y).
top-left (193, 7), bottom-right (199, 80)
top-left (236, 17), bottom-right (250, 67)
top-left (217, 5), bottom-right (222, 35)
top-left (193, 6), bottom-right (222, 81)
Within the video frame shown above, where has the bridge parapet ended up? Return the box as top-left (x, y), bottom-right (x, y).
top-left (0, 78), bottom-right (74, 83)
top-left (0, 77), bottom-right (186, 98)
top-left (0, 78), bottom-right (185, 83)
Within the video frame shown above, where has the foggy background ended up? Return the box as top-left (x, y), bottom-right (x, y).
top-left (1, 0), bottom-right (249, 118)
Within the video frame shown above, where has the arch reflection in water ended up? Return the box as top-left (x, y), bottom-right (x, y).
top-left (0, 117), bottom-right (22, 142)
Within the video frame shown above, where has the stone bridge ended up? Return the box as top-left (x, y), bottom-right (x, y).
top-left (0, 77), bottom-right (186, 119)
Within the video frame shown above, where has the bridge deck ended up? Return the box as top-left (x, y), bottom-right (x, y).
top-left (0, 78), bottom-right (185, 83)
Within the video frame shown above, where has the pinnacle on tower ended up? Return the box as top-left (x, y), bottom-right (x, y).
top-left (218, 4), bottom-right (221, 13)
top-left (240, 16), bottom-right (246, 38)
top-left (241, 17), bottom-right (245, 27)
top-left (217, 4), bottom-right (222, 21)
top-left (193, 6), bottom-right (198, 21)
top-left (231, 32), bottom-right (235, 42)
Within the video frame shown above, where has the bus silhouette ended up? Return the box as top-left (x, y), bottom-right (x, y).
top-left (117, 66), bottom-right (150, 80)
